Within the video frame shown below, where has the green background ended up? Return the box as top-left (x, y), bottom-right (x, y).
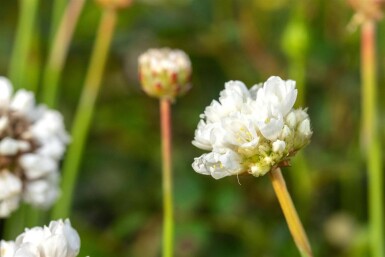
top-left (1, 0), bottom-right (385, 256)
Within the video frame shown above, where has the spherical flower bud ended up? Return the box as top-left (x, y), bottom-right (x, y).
top-left (96, 0), bottom-right (132, 9)
top-left (138, 48), bottom-right (192, 101)
top-left (192, 76), bottom-right (312, 179)
top-left (0, 76), bottom-right (70, 217)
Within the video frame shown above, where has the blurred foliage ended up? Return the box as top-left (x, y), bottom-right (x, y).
top-left (1, 0), bottom-right (385, 256)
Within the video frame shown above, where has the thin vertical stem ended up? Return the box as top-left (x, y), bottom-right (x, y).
top-left (51, 7), bottom-right (117, 219)
top-left (160, 99), bottom-right (174, 257)
top-left (361, 20), bottom-right (384, 257)
top-left (24, 205), bottom-right (42, 228)
top-left (3, 204), bottom-right (26, 240)
top-left (49, 0), bottom-right (68, 44)
top-left (269, 168), bottom-right (313, 257)
top-left (281, 1), bottom-right (312, 215)
top-left (9, 0), bottom-right (39, 91)
top-left (42, 0), bottom-right (86, 107)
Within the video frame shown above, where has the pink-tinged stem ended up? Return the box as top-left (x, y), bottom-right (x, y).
top-left (361, 20), bottom-right (384, 257)
top-left (160, 99), bottom-right (174, 257)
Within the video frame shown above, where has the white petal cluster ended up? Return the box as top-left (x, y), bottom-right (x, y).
top-left (0, 219), bottom-right (81, 257)
top-left (192, 76), bottom-right (312, 179)
top-left (0, 77), bottom-right (70, 217)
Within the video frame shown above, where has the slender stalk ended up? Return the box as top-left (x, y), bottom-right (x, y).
top-left (24, 205), bottom-right (42, 227)
top-left (160, 99), bottom-right (174, 257)
top-left (269, 168), bottom-right (313, 257)
top-left (9, 0), bottom-right (39, 91)
top-left (281, 1), bottom-right (312, 214)
top-left (3, 204), bottom-right (26, 240)
top-left (361, 20), bottom-right (384, 257)
top-left (49, 0), bottom-right (68, 44)
top-left (288, 59), bottom-right (312, 214)
top-left (42, 0), bottom-right (86, 107)
top-left (51, 7), bottom-right (118, 219)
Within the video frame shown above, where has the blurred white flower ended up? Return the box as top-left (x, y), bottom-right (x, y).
top-left (3, 219), bottom-right (82, 257)
top-left (0, 240), bottom-right (16, 257)
top-left (0, 76), bottom-right (69, 217)
top-left (0, 170), bottom-right (22, 217)
top-left (0, 77), bottom-right (13, 105)
top-left (23, 172), bottom-right (60, 208)
top-left (192, 76), bottom-right (312, 179)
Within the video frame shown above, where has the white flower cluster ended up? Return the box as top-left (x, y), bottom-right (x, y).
top-left (0, 77), bottom-right (69, 217)
top-left (0, 219), bottom-right (81, 257)
top-left (192, 76), bottom-right (312, 179)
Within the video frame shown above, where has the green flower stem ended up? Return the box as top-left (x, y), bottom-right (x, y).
top-left (288, 58), bottom-right (312, 213)
top-left (160, 99), bottom-right (174, 257)
top-left (24, 205), bottom-right (43, 227)
top-left (280, 1), bottom-right (312, 216)
top-left (42, 0), bottom-right (86, 107)
top-left (9, 0), bottom-right (39, 91)
top-left (51, 6), bottom-right (118, 219)
top-left (269, 168), bottom-right (313, 257)
top-left (3, 204), bottom-right (26, 240)
top-left (361, 20), bottom-right (384, 257)
top-left (49, 0), bottom-right (68, 44)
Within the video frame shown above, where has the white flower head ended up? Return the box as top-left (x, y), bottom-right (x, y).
top-left (192, 76), bottom-right (312, 179)
top-left (7, 219), bottom-right (82, 257)
top-left (0, 76), bottom-right (70, 218)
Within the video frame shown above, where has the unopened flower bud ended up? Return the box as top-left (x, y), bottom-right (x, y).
top-left (97, 0), bottom-right (132, 8)
top-left (281, 21), bottom-right (309, 59)
top-left (250, 163), bottom-right (270, 177)
top-left (138, 48), bottom-right (192, 101)
top-left (294, 109), bottom-right (308, 123)
top-left (272, 140), bottom-right (286, 153)
top-left (298, 119), bottom-right (312, 137)
top-left (280, 125), bottom-right (292, 139)
top-left (286, 111), bottom-right (297, 128)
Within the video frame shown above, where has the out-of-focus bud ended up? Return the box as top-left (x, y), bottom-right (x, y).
top-left (323, 212), bottom-right (357, 249)
top-left (281, 20), bottom-right (309, 59)
top-left (138, 48), bottom-right (192, 101)
top-left (96, 0), bottom-right (132, 9)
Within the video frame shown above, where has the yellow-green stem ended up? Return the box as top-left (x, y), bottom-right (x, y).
top-left (24, 205), bottom-right (42, 228)
top-left (269, 168), bottom-right (313, 257)
top-left (160, 99), bottom-right (174, 257)
top-left (42, 0), bottom-right (86, 107)
top-left (3, 204), bottom-right (26, 240)
top-left (51, 7), bottom-right (117, 219)
top-left (281, 1), bottom-right (312, 216)
top-left (288, 58), bottom-right (312, 215)
top-left (9, 0), bottom-right (39, 91)
top-left (361, 20), bottom-right (384, 257)
top-left (49, 0), bottom-right (68, 44)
